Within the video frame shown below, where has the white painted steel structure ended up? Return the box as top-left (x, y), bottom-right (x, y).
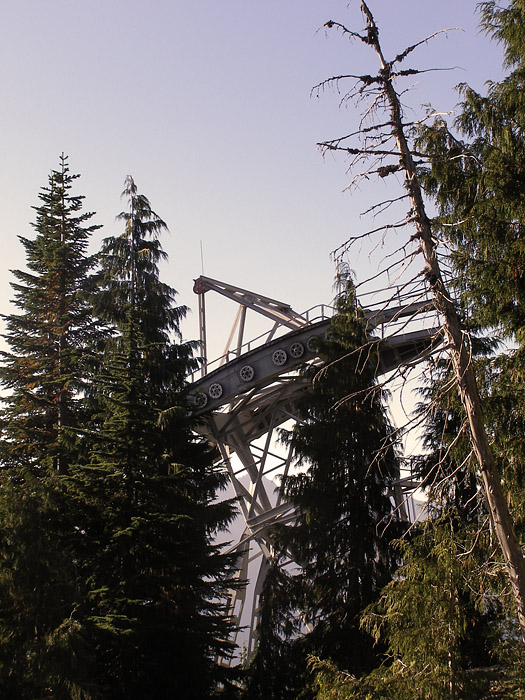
top-left (188, 276), bottom-right (438, 659)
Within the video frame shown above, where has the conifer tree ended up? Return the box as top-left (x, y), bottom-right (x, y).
top-left (0, 156), bottom-right (103, 697)
top-left (74, 176), bottom-right (238, 699)
top-left (416, 0), bottom-right (525, 544)
top-left (242, 561), bottom-right (306, 699)
top-left (410, 1), bottom-right (525, 658)
top-left (314, 0), bottom-right (525, 645)
top-left (418, 0), bottom-right (525, 342)
top-left (331, 373), bottom-right (508, 700)
top-left (311, 513), bottom-right (522, 700)
top-left (0, 153), bottom-right (100, 474)
top-left (310, 352), bottom-right (518, 699)
top-left (283, 278), bottom-right (401, 665)
top-left (245, 273), bottom-right (402, 698)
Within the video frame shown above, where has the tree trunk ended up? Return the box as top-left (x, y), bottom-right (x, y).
top-left (361, 0), bottom-right (525, 645)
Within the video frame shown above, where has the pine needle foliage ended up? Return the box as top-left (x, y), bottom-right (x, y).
top-left (280, 277), bottom-right (402, 668)
top-left (71, 176), bottom-right (238, 699)
top-left (245, 274), bottom-right (403, 699)
top-left (0, 156), bottom-right (104, 697)
top-left (416, 0), bottom-right (525, 581)
top-left (308, 1), bottom-right (525, 696)
top-left (0, 153), bottom-right (101, 475)
top-left (417, 1), bottom-right (525, 343)
top-left (311, 513), bottom-right (525, 700)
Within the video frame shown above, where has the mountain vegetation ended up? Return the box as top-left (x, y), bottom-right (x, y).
top-left (1, 3), bottom-right (525, 699)
top-left (307, 1), bottom-right (525, 698)
top-left (0, 162), bottom-right (237, 699)
top-left (244, 273), bottom-right (403, 699)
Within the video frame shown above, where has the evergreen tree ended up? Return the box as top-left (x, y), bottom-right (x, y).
top-left (242, 561), bottom-right (306, 699)
top-left (415, 0), bottom-right (525, 628)
top-left (418, 0), bottom-right (525, 342)
top-left (73, 176), bottom-right (238, 698)
top-left (0, 156), bottom-right (103, 697)
top-left (306, 3), bottom-right (525, 696)
top-left (314, 322), bottom-right (522, 699)
top-left (245, 273), bottom-right (402, 698)
top-left (0, 153), bottom-right (100, 474)
top-left (311, 515), bottom-right (525, 700)
top-left (331, 386), bottom-right (506, 700)
top-left (310, 356), bottom-right (520, 700)
top-left (316, 0), bottom-right (525, 641)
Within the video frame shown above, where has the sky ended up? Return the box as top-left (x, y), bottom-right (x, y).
top-left (0, 0), bottom-right (506, 359)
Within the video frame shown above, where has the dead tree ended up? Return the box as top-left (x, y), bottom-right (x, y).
top-left (317, 1), bottom-right (525, 644)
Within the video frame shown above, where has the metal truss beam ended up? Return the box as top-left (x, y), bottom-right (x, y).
top-left (188, 276), bottom-right (439, 660)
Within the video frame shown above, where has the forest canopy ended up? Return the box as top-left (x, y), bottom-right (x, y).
top-left (1, 3), bottom-right (525, 700)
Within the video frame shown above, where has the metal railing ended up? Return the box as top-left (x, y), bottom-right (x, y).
top-left (187, 303), bottom-right (336, 383)
top-left (188, 281), bottom-right (438, 383)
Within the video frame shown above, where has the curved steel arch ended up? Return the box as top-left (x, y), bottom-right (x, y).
top-left (188, 276), bottom-right (438, 660)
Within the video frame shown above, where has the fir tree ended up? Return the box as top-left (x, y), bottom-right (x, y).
top-left (341, 392), bottom-right (505, 700)
top-left (0, 153), bottom-right (100, 474)
top-left (245, 273), bottom-right (402, 698)
top-left (242, 561), bottom-right (307, 699)
top-left (310, 354), bottom-right (518, 699)
top-left (417, 1), bottom-right (525, 343)
top-left (415, 0), bottom-right (525, 628)
top-left (316, 0), bottom-right (525, 641)
top-left (74, 176), bottom-right (238, 699)
top-left (311, 515), bottom-right (518, 700)
top-left (0, 156), bottom-right (103, 697)
top-left (322, 325), bottom-right (523, 700)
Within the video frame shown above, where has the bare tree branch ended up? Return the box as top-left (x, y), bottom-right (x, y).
top-left (319, 0), bottom-right (525, 643)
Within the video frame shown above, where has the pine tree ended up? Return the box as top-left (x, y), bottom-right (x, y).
top-left (243, 561), bottom-right (307, 699)
top-left (417, 1), bottom-right (525, 342)
top-left (340, 384), bottom-right (506, 700)
top-left (315, 319), bottom-right (523, 700)
top-left (311, 515), bottom-right (514, 700)
top-left (431, 0), bottom-right (525, 522)
top-left (0, 153), bottom-right (100, 474)
top-left (245, 273), bottom-right (402, 698)
top-left (310, 357), bottom-right (518, 699)
top-left (0, 156), bottom-right (103, 697)
top-left (415, 0), bottom-right (525, 633)
top-left (313, 0), bottom-right (525, 646)
top-left (73, 176), bottom-right (238, 698)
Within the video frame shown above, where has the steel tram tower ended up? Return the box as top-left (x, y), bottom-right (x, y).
top-left (188, 275), bottom-right (437, 658)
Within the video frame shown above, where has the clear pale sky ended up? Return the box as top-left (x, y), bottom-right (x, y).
top-left (0, 0), bottom-right (505, 356)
